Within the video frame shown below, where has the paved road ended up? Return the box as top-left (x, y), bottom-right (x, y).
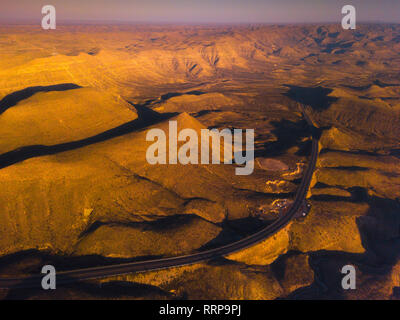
top-left (0, 104), bottom-right (319, 289)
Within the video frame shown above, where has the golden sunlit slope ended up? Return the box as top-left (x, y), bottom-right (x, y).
top-left (0, 112), bottom-right (268, 256)
top-left (318, 151), bottom-right (400, 174)
top-left (74, 216), bottom-right (222, 258)
top-left (0, 87), bottom-right (137, 154)
top-left (314, 96), bottom-right (400, 142)
top-left (153, 92), bottom-right (240, 113)
top-left (313, 150), bottom-right (400, 200)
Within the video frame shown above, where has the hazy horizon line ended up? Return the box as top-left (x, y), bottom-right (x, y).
top-left (1, 19), bottom-right (399, 26)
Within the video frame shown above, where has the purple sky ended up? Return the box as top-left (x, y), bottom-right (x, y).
top-left (1, 0), bottom-right (399, 24)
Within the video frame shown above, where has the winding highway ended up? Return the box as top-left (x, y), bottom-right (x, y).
top-left (0, 104), bottom-right (319, 289)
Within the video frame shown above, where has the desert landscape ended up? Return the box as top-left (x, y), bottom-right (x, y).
top-left (0, 22), bottom-right (399, 299)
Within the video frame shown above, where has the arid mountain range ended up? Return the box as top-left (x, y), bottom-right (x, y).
top-left (0, 23), bottom-right (399, 299)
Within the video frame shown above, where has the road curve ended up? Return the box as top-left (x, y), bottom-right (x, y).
top-left (0, 104), bottom-right (319, 289)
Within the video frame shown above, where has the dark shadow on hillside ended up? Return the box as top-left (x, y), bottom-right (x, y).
top-left (374, 79), bottom-right (400, 87)
top-left (390, 148), bottom-right (400, 159)
top-left (78, 214), bottom-right (204, 239)
top-left (199, 229), bottom-right (241, 251)
top-left (220, 217), bottom-right (266, 238)
top-left (283, 85), bottom-right (338, 111)
top-left (255, 118), bottom-right (311, 157)
top-left (136, 90), bottom-right (205, 110)
top-left (320, 148), bottom-right (381, 157)
top-left (129, 101), bottom-right (167, 122)
top-left (321, 41), bottom-right (354, 54)
top-left (342, 79), bottom-right (400, 92)
top-left (0, 83), bottom-right (82, 115)
top-left (192, 109), bottom-right (223, 117)
top-left (0, 249), bottom-right (164, 276)
top-left (4, 279), bottom-right (171, 300)
top-left (160, 90), bottom-right (205, 101)
top-left (200, 216), bottom-right (272, 251)
top-left (0, 102), bottom-right (178, 170)
top-left (309, 194), bottom-right (352, 202)
top-left (282, 188), bottom-right (400, 299)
